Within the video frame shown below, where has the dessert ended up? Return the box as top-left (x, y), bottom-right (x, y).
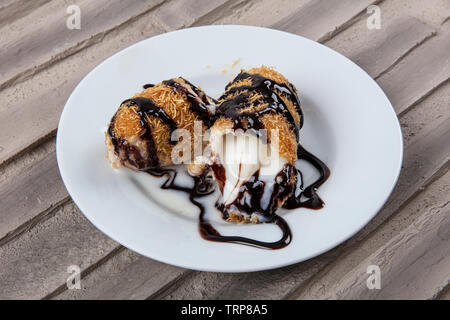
top-left (106, 78), bottom-right (216, 171)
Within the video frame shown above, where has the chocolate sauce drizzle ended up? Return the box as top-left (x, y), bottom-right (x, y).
top-left (107, 97), bottom-right (177, 169)
top-left (283, 145), bottom-right (331, 210)
top-left (109, 80), bottom-right (215, 169)
top-left (199, 213), bottom-right (292, 250)
top-left (214, 164), bottom-right (296, 222)
top-left (217, 72), bottom-right (304, 137)
top-left (145, 140), bottom-right (329, 250)
top-left (146, 168), bottom-right (292, 249)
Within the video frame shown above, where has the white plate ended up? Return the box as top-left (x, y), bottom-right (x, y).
top-left (57, 25), bottom-right (402, 272)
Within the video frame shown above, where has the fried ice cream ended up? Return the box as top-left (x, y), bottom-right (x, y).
top-left (106, 78), bottom-right (215, 170)
top-left (193, 66), bottom-right (303, 223)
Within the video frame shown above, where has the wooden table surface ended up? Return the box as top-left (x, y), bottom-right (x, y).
top-left (0, 0), bottom-right (449, 300)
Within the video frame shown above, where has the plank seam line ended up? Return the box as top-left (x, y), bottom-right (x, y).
top-left (433, 282), bottom-right (450, 300)
top-left (0, 0), bottom-right (53, 28)
top-left (282, 160), bottom-right (450, 300)
top-left (0, 0), bottom-right (169, 92)
top-left (398, 77), bottom-right (450, 117)
top-left (42, 245), bottom-right (126, 300)
top-left (318, 0), bottom-right (385, 43)
top-left (0, 128), bottom-right (56, 169)
top-left (190, 0), bottom-right (252, 27)
top-left (373, 30), bottom-right (437, 80)
top-left (441, 16), bottom-right (450, 26)
top-left (146, 270), bottom-right (195, 300)
top-left (0, 196), bottom-right (71, 248)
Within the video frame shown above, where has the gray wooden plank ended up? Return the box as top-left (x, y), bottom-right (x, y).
top-left (0, 141), bottom-right (69, 244)
top-left (164, 81), bottom-right (450, 300)
top-left (0, 0), bottom-right (164, 91)
top-left (355, 110), bottom-right (450, 242)
top-left (53, 249), bottom-right (186, 300)
top-left (350, 17), bottom-right (436, 78)
top-left (0, 0), bottom-right (16, 7)
top-left (0, 0), bottom-right (51, 29)
top-left (272, 0), bottom-right (382, 42)
top-left (150, 0), bottom-right (231, 30)
top-left (377, 31), bottom-right (450, 115)
top-left (292, 170), bottom-right (450, 299)
top-left (194, 0), bottom-right (311, 27)
top-left (0, 201), bottom-right (118, 299)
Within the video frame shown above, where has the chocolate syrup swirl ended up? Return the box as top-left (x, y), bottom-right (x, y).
top-left (283, 145), bottom-right (331, 209)
top-left (199, 214), bottom-right (292, 250)
top-left (216, 92), bottom-right (299, 141)
top-left (146, 168), bottom-right (292, 249)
